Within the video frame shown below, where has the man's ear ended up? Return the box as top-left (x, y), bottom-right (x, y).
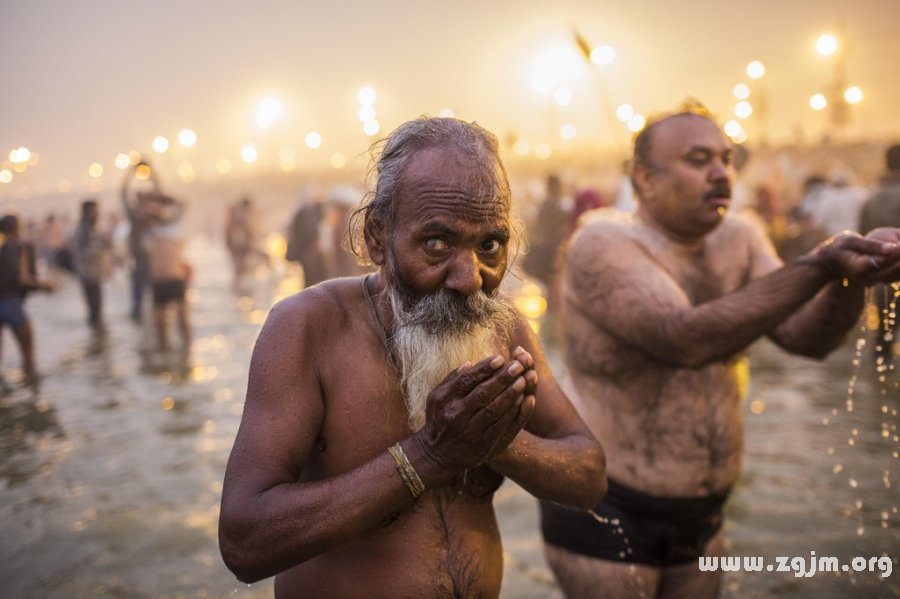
top-left (632, 163), bottom-right (654, 202)
top-left (364, 217), bottom-right (386, 266)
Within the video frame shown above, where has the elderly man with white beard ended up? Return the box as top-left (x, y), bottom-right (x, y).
top-left (219, 117), bottom-right (607, 598)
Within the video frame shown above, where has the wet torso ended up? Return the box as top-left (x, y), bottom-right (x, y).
top-left (564, 215), bottom-right (766, 497)
top-left (275, 277), bottom-right (505, 598)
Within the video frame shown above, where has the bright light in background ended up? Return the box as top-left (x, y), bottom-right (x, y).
top-left (532, 45), bottom-right (583, 94)
top-left (9, 147), bottom-right (31, 164)
top-left (357, 87), bottom-right (376, 106)
top-left (88, 162), bottom-right (103, 178)
top-left (733, 83), bottom-right (750, 100)
top-left (553, 87), bottom-right (573, 106)
top-left (241, 143), bottom-right (258, 164)
top-left (616, 104), bottom-right (634, 122)
top-left (178, 129), bottom-right (197, 148)
top-left (534, 143), bottom-right (551, 159)
top-left (215, 158), bottom-right (232, 174)
top-left (439, 108), bottom-right (455, 118)
top-left (255, 96), bottom-right (283, 129)
top-left (0, 170), bottom-right (12, 184)
top-left (589, 45), bottom-right (616, 66)
top-left (724, 120), bottom-right (743, 137)
top-left (816, 34), bottom-right (839, 56)
top-left (560, 124), bottom-right (577, 140)
top-left (844, 86), bottom-right (863, 103)
top-left (330, 153), bottom-right (347, 168)
top-left (363, 120), bottom-right (380, 136)
top-left (135, 163), bottom-right (151, 180)
top-left (177, 162), bottom-right (195, 183)
top-left (733, 131), bottom-right (749, 144)
top-left (128, 150), bottom-right (142, 165)
top-left (357, 106), bottom-right (376, 122)
top-left (809, 93), bottom-right (827, 110)
top-left (531, 73), bottom-right (555, 94)
top-left (114, 153), bottom-right (131, 169)
top-left (627, 114), bottom-right (646, 132)
top-left (305, 132), bottom-right (322, 149)
top-left (513, 139), bottom-right (530, 156)
top-left (152, 136), bottom-right (169, 153)
top-left (746, 61), bottom-right (765, 80)
top-left (734, 101), bottom-right (753, 119)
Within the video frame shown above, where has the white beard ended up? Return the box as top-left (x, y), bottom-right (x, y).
top-left (388, 288), bottom-right (513, 431)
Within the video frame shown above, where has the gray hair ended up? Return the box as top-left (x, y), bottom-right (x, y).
top-left (348, 116), bottom-right (514, 263)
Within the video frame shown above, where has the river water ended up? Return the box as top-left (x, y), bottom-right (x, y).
top-left (0, 237), bottom-right (896, 598)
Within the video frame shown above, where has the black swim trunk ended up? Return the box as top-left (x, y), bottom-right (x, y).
top-left (152, 279), bottom-right (186, 306)
top-left (541, 478), bottom-right (730, 567)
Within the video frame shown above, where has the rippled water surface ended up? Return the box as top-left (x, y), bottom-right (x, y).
top-left (0, 238), bottom-right (896, 598)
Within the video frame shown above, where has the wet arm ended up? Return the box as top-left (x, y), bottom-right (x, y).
top-left (568, 225), bottom-right (873, 368)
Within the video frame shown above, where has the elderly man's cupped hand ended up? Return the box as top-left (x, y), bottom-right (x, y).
top-left (412, 349), bottom-right (537, 473)
top-left (816, 228), bottom-right (900, 284)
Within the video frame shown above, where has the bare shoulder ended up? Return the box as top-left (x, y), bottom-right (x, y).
top-left (568, 210), bottom-right (637, 265)
top-left (262, 277), bottom-right (363, 343)
top-left (710, 213), bottom-right (770, 247)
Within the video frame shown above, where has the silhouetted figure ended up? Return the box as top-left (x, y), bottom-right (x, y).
top-left (0, 214), bottom-right (54, 384)
top-left (286, 199), bottom-right (327, 287)
top-left (72, 200), bottom-right (112, 327)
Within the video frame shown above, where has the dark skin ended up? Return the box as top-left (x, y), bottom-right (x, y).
top-left (219, 146), bottom-right (606, 598)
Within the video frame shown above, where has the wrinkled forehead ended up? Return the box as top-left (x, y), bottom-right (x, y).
top-left (651, 114), bottom-right (730, 161)
top-left (397, 146), bottom-right (510, 224)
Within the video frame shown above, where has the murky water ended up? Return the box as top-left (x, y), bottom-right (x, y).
top-left (0, 237), bottom-right (897, 598)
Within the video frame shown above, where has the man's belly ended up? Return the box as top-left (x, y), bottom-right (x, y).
top-left (274, 494), bottom-right (503, 599)
top-left (564, 365), bottom-right (744, 497)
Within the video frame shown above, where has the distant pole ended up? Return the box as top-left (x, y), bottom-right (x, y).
top-left (572, 29), bottom-right (626, 157)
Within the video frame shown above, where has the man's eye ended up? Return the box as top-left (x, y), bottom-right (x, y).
top-left (687, 155), bottom-right (709, 167)
top-left (481, 239), bottom-right (503, 254)
top-left (425, 238), bottom-right (449, 251)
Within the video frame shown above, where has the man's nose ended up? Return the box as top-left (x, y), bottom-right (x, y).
top-left (445, 250), bottom-right (483, 295)
top-left (709, 158), bottom-right (730, 181)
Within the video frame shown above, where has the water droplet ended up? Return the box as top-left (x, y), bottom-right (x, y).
top-left (849, 478), bottom-right (858, 488)
top-left (848, 438), bottom-right (856, 446)
top-left (822, 417), bottom-right (830, 425)
top-left (855, 500), bottom-right (863, 509)
top-left (856, 526), bottom-right (865, 536)
top-left (833, 464), bottom-right (843, 474)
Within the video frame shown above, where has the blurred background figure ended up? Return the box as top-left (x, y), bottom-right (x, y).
top-left (860, 143), bottom-right (900, 361)
top-left (145, 194), bottom-right (191, 353)
top-left (224, 196), bottom-right (268, 292)
top-left (523, 174), bottom-right (571, 307)
top-left (35, 213), bottom-right (67, 274)
top-left (121, 162), bottom-right (182, 323)
top-left (805, 168), bottom-right (869, 236)
top-left (568, 186), bottom-right (608, 236)
top-left (71, 199), bottom-right (112, 328)
top-left (326, 184), bottom-right (368, 279)
top-left (285, 194), bottom-right (327, 288)
top-left (0, 214), bottom-right (55, 385)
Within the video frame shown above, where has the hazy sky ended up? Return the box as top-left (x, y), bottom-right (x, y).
top-left (3, 0), bottom-right (900, 193)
